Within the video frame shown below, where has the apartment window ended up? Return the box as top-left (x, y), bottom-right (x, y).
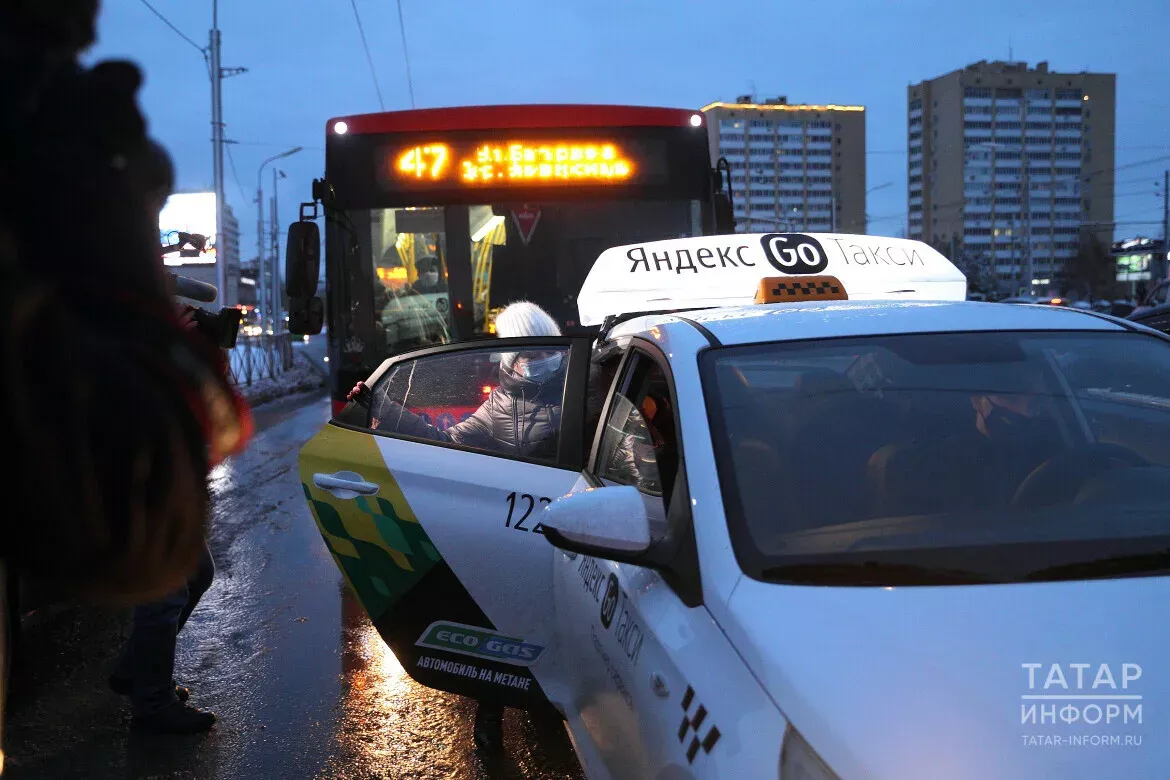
top-left (1026, 89), bottom-right (1051, 100)
top-left (750, 120), bottom-right (770, 128)
top-left (965, 105), bottom-right (993, 115)
top-left (1026, 121), bottom-right (1053, 130)
top-left (965, 121), bottom-right (993, 130)
top-left (749, 133), bottom-right (773, 142)
top-left (909, 145), bottom-right (923, 155)
top-left (995, 150), bottom-right (1022, 160)
top-left (1055, 107), bottom-right (1082, 116)
top-left (995, 121), bottom-right (1022, 131)
top-left (1056, 89), bottom-right (1082, 100)
top-left (910, 99), bottom-right (923, 111)
top-left (964, 87), bottom-right (992, 99)
top-left (997, 88), bottom-right (1022, 99)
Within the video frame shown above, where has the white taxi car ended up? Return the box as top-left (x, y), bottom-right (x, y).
top-left (299, 233), bottom-right (1170, 779)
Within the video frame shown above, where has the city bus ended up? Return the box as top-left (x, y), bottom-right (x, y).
top-left (285, 104), bottom-right (735, 416)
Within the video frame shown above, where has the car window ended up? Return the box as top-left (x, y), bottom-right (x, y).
top-left (703, 331), bottom-right (1170, 586)
top-left (367, 345), bottom-right (570, 465)
top-left (594, 353), bottom-right (680, 515)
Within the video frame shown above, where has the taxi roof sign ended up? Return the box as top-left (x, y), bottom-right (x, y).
top-left (577, 232), bottom-right (967, 326)
top-left (755, 275), bottom-right (848, 304)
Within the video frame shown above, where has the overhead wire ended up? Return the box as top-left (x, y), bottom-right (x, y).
top-left (138, 0), bottom-right (206, 56)
top-left (348, 0), bottom-right (386, 110)
top-left (396, 0), bottom-right (416, 108)
top-left (223, 143), bottom-right (252, 206)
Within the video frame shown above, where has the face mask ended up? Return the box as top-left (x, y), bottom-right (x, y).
top-left (422, 271), bottom-right (439, 285)
top-left (516, 353), bottom-right (562, 381)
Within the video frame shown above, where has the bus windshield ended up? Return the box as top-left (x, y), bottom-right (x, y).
top-left (353, 198), bottom-right (702, 355)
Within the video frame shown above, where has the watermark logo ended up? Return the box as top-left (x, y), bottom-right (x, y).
top-left (415, 621), bottom-right (545, 667)
top-left (1019, 663), bottom-right (1145, 748)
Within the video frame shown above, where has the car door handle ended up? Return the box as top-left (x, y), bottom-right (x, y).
top-left (313, 471), bottom-right (380, 498)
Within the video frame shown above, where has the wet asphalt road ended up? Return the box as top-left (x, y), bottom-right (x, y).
top-left (4, 390), bottom-right (583, 780)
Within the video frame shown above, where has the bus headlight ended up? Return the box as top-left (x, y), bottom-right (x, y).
top-left (780, 725), bottom-right (840, 780)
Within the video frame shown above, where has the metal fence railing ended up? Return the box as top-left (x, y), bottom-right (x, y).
top-left (228, 331), bottom-right (295, 387)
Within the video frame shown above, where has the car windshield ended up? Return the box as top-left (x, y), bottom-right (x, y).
top-left (702, 330), bottom-right (1170, 586)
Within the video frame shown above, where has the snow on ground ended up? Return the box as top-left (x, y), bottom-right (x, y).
top-left (234, 350), bottom-right (326, 408)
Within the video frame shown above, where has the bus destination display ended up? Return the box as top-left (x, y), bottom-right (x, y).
top-left (386, 138), bottom-right (660, 190)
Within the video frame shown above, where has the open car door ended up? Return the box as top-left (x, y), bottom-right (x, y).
top-left (298, 336), bottom-right (592, 712)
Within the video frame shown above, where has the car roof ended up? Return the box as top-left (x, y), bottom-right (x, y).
top-left (609, 299), bottom-right (1128, 347)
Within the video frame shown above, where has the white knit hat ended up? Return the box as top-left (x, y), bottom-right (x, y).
top-left (496, 301), bottom-right (560, 370)
top-left (495, 301), bottom-right (561, 338)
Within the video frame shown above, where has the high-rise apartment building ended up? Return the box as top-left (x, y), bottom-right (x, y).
top-left (703, 97), bottom-right (866, 234)
top-left (908, 61), bottom-right (1115, 293)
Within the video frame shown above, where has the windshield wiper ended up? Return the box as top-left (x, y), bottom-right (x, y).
top-left (1024, 549), bottom-right (1170, 582)
top-left (759, 561), bottom-right (994, 587)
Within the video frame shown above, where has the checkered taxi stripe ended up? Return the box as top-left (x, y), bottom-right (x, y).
top-left (677, 685), bottom-right (721, 764)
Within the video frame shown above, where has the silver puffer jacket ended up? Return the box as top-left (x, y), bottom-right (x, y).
top-left (383, 362), bottom-right (563, 460)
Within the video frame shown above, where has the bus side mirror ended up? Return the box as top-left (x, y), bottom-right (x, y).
top-left (714, 192), bottom-right (736, 235)
top-left (286, 221), bottom-right (321, 298)
top-left (288, 296), bottom-right (324, 336)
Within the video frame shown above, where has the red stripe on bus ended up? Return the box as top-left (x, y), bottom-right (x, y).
top-left (332, 400), bottom-right (347, 418)
top-left (329, 105), bottom-right (702, 135)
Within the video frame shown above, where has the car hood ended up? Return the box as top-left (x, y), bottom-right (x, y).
top-left (724, 575), bottom-right (1168, 780)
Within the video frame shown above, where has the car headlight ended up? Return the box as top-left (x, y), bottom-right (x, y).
top-left (780, 725), bottom-right (840, 780)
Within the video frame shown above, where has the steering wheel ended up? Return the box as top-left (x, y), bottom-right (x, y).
top-left (1011, 443), bottom-right (1150, 509)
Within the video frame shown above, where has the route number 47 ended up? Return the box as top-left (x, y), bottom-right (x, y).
top-left (505, 492), bottom-right (551, 534)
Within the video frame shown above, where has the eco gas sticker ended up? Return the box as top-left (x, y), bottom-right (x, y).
top-left (415, 621), bottom-right (546, 667)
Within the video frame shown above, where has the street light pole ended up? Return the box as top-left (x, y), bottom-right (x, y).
top-left (255, 147), bottom-right (303, 331)
top-left (271, 168), bottom-right (288, 332)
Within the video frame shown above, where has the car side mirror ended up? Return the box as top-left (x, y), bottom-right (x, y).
top-left (286, 220), bottom-right (321, 299)
top-left (541, 486), bottom-right (651, 561)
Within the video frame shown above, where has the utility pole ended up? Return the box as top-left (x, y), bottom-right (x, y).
top-left (255, 147), bottom-right (302, 331)
top-left (209, 4), bottom-right (225, 300)
top-left (271, 169), bottom-right (283, 331)
top-left (208, 1), bottom-right (247, 305)
top-left (1162, 170), bottom-right (1169, 282)
top-left (255, 184), bottom-right (265, 329)
top-left (1022, 157), bottom-right (1032, 292)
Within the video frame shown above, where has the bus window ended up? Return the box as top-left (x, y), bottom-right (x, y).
top-left (370, 207), bottom-right (454, 354)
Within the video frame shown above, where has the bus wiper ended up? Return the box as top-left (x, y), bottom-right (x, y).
top-left (1023, 548), bottom-right (1170, 582)
top-left (759, 561), bottom-right (994, 586)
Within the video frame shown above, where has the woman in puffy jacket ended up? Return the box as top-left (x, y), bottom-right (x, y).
top-left (373, 301), bottom-right (565, 462)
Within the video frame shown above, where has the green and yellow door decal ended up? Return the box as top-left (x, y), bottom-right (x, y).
top-left (298, 424), bottom-right (441, 625)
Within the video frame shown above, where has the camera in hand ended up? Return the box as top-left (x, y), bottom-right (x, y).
top-left (163, 233), bottom-right (243, 349)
